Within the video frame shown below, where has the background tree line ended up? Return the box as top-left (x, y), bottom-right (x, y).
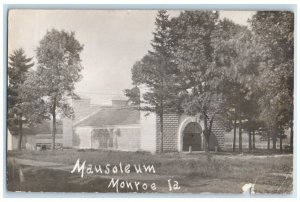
top-left (125, 10), bottom-right (294, 153)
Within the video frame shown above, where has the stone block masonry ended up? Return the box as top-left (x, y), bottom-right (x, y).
top-left (211, 115), bottom-right (225, 150)
top-left (156, 113), bottom-right (179, 152)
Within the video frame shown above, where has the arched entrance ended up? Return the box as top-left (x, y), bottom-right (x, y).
top-left (182, 122), bottom-right (202, 151)
top-left (177, 116), bottom-right (204, 152)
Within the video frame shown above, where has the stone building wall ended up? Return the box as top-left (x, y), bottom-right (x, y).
top-left (156, 113), bottom-right (179, 152)
top-left (155, 113), bottom-right (225, 152)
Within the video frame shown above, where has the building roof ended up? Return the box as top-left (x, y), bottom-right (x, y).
top-left (21, 120), bottom-right (63, 135)
top-left (75, 107), bottom-right (140, 127)
top-left (72, 98), bottom-right (103, 122)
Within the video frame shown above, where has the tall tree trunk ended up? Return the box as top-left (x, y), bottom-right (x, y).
top-left (238, 114), bottom-right (242, 152)
top-left (272, 125), bottom-right (277, 151)
top-left (279, 136), bottom-right (283, 153)
top-left (159, 77), bottom-right (164, 154)
top-left (279, 125), bottom-right (283, 153)
top-left (203, 114), bottom-right (208, 152)
top-left (267, 131), bottom-right (270, 150)
top-left (17, 118), bottom-right (23, 150)
top-left (248, 132), bottom-right (252, 152)
top-left (51, 100), bottom-right (57, 150)
top-left (208, 116), bottom-right (214, 152)
top-left (252, 129), bottom-right (255, 149)
top-left (233, 113), bottom-right (237, 152)
top-left (290, 120), bottom-right (293, 153)
top-left (159, 113), bottom-right (164, 154)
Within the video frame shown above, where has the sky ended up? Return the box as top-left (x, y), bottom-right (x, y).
top-left (8, 10), bottom-right (255, 105)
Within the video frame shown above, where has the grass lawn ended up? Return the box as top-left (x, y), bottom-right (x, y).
top-left (7, 165), bottom-right (116, 193)
top-left (7, 150), bottom-right (293, 194)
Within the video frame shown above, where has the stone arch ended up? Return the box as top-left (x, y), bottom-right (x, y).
top-left (177, 116), bottom-right (204, 152)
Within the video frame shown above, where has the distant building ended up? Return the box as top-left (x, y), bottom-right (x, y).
top-left (62, 96), bottom-right (140, 151)
top-left (7, 120), bottom-right (63, 150)
top-left (73, 106), bottom-right (140, 151)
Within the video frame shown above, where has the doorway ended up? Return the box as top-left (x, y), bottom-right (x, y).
top-left (182, 122), bottom-right (202, 151)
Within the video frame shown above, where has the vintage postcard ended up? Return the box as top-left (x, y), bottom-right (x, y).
top-left (6, 8), bottom-right (294, 195)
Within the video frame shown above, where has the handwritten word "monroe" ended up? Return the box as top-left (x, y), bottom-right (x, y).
top-left (108, 178), bottom-right (157, 193)
top-left (70, 158), bottom-right (156, 178)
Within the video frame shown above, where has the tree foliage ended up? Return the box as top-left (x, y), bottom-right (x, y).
top-left (213, 18), bottom-right (261, 152)
top-left (35, 29), bottom-right (84, 150)
top-left (250, 11), bottom-right (294, 151)
top-left (8, 48), bottom-right (34, 149)
top-left (169, 11), bottom-right (225, 151)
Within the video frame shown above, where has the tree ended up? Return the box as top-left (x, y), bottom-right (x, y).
top-left (126, 10), bottom-right (181, 153)
top-left (21, 70), bottom-right (50, 125)
top-left (212, 19), bottom-right (245, 152)
top-left (169, 11), bottom-right (222, 151)
top-left (124, 86), bottom-right (140, 106)
top-left (212, 18), bottom-right (260, 152)
top-left (242, 92), bottom-right (264, 152)
top-left (35, 29), bottom-right (84, 150)
top-left (250, 11), bottom-right (294, 152)
top-left (8, 48), bottom-right (34, 150)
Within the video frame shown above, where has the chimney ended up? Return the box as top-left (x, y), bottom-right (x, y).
top-left (73, 98), bottom-right (91, 121)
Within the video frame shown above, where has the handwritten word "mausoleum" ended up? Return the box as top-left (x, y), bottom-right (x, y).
top-left (70, 158), bottom-right (156, 178)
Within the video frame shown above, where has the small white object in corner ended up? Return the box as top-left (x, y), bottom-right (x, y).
top-left (242, 183), bottom-right (255, 195)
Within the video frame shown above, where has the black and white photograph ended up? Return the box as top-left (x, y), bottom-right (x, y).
top-left (5, 8), bottom-right (294, 195)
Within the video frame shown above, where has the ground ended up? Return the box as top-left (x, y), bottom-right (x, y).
top-left (7, 149), bottom-right (293, 194)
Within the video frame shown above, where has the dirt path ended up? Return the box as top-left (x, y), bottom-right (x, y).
top-left (8, 157), bottom-right (73, 170)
